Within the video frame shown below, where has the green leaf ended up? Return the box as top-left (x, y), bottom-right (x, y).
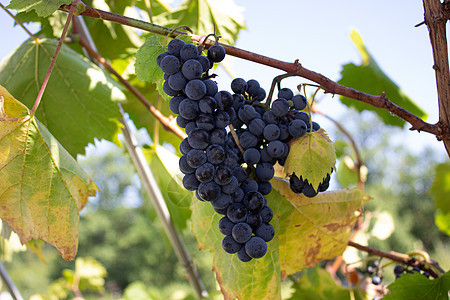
top-left (0, 85), bottom-right (98, 260)
top-left (287, 267), bottom-right (366, 300)
top-left (7, 0), bottom-right (72, 17)
top-left (143, 145), bottom-right (192, 232)
top-left (191, 177), bottom-right (369, 298)
top-left (75, 257), bottom-right (107, 292)
top-left (384, 271), bottom-right (450, 300)
top-left (338, 30), bottom-right (427, 127)
top-left (435, 210), bottom-right (450, 236)
top-left (430, 161), bottom-right (450, 214)
top-left (135, 35), bottom-right (165, 83)
top-left (284, 129), bottom-right (336, 191)
top-left (336, 156), bottom-right (368, 188)
top-left (271, 178), bottom-right (370, 276)
top-left (191, 198), bottom-right (282, 300)
top-left (121, 80), bottom-right (182, 151)
top-left (154, 0), bottom-right (245, 46)
top-left (0, 38), bottom-right (126, 157)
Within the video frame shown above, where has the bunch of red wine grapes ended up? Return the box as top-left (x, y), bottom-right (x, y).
top-left (156, 38), bottom-right (331, 262)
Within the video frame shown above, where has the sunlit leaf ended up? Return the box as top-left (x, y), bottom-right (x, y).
top-left (338, 30), bottom-right (427, 127)
top-left (7, 0), bottom-right (71, 17)
top-left (284, 129), bottom-right (336, 191)
top-left (0, 39), bottom-right (126, 157)
top-left (384, 271), bottom-right (450, 300)
top-left (271, 178), bottom-right (370, 276)
top-left (0, 86), bottom-right (98, 260)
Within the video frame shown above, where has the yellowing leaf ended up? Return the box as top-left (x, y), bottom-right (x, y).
top-left (284, 129), bottom-right (336, 190)
top-left (271, 178), bottom-right (370, 277)
top-left (0, 86), bottom-right (98, 260)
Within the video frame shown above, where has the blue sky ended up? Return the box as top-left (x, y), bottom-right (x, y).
top-left (0, 0), bottom-right (448, 157)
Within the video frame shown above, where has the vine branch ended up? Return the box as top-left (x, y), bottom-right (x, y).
top-left (77, 37), bottom-right (187, 140)
top-left (422, 0), bottom-right (450, 154)
top-left (59, 3), bottom-right (449, 149)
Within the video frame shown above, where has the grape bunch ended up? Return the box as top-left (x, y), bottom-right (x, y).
top-left (157, 38), bottom-right (331, 261)
top-left (393, 264), bottom-right (430, 279)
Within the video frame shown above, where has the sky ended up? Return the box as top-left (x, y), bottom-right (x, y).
top-left (0, 0), bottom-right (448, 158)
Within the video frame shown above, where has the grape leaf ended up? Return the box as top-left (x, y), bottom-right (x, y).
top-left (0, 38), bottom-right (126, 157)
top-left (154, 0), bottom-right (245, 46)
top-left (143, 145), bottom-right (192, 232)
top-left (271, 178), bottom-right (370, 276)
top-left (191, 177), bottom-right (369, 298)
top-left (435, 211), bottom-right (450, 236)
top-left (191, 198), bottom-right (282, 300)
top-left (384, 271), bottom-right (450, 300)
top-left (0, 85), bottom-right (98, 260)
top-left (7, 0), bottom-right (72, 17)
top-left (430, 161), bottom-right (450, 214)
top-left (284, 129), bottom-right (336, 191)
top-left (287, 267), bottom-right (366, 300)
top-left (338, 30), bottom-right (427, 127)
top-left (121, 80), bottom-right (182, 152)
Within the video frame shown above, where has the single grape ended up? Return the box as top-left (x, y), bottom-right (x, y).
top-left (271, 98), bottom-right (290, 117)
top-left (214, 110), bottom-right (230, 128)
top-left (182, 173), bottom-right (200, 191)
top-left (199, 96), bottom-right (217, 114)
top-left (246, 79), bottom-right (260, 96)
top-left (182, 59), bottom-right (203, 80)
top-left (263, 124), bottom-right (281, 141)
top-left (221, 176), bottom-right (239, 194)
top-left (185, 79), bottom-right (207, 100)
top-left (230, 188), bottom-right (244, 203)
top-left (188, 128), bottom-right (210, 149)
top-left (195, 162), bottom-right (215, 183)
top-left (160, 55), bottom-right (180, 74)
top-left (246, 213), bottom-right (262, 230)
top-left (179, 138), bottom-right (193, 155)
top-left (243, 148), bottom-right (261, 165)
top-left (232, 222), bottom-right (253, 243)
top-left (255, 223), bottom-right (275, 242)
top-left (180, 44), bottom-right (199, 61)
top-left (179, 155), bottom-right (195, 174)
top-left (218, 217), bottom-right (235, 235)
top-left (238, 105), bottom-right (257, 123)
top-left (196, 113), bottom-right (215, 131)
top-left (214, 91), bottom-right (234, 111)
top-left (196, 55), bottom-right (211, 72)
top-left (243, 191), bottom-right (266, 212)
top-left (167, 38), bottom-right (186, 57)
top-left (258, 181), bottom-right (272, 195)
top-left (255, 163), bottom-right (275, 182)
top-left (267, 140), bottom-right (285, 158)
top-left (259, 206), bottom-right (273, 223)
top-left (169, 95), bottom-right (184, 114)
top-left (232, 167), bottom-right (248, 183)
top-left (245, 236), bottom-right (267, 259)
top-left (156, 52), bottom-right (169, 67)
top-left (178, 99), bottom-right (199, 120)
top-left (292, 94), bottom-right (307, 110)
top-left (210, 128), bottom-right (227, 145)
top-left (289, 119), bottom-right (307, 138)
top-left (231, 78), bottom-right (248, 94)
top-left (204, 79), bottom-right (218, 96)
top-left (207, 44), bottom-right (226, 63)
top-left (248, 118), bottom-right (266, 137)
top-left (211, 193), bottom-right (232, 209)
top-left (214, 165), bottom-right (233, 185)
top-left (197, 181), bottom-right (221, 201)
top-left (206, 144), bottom-right (226, 164)
top-left (278, 88), bottom-right (293, 100)
top-left (263, 110), bottom-right (279, 124)
top-left (289, 173), bottom-right (305, 193)
top-left (393, 265), bottom-right (404, 276)
top-left (227, 203), bottom-right (248, 223)
top-left (186, 149), bottom-right (207, 168)
top-left (237, 246), bottom-right (252, 262)
top-left (239, 131), bottom-right (258, 149)
top-left (163, 80), bottom-right (179, 96)
top-left (222, 235), bottom-right (242, 254)
top-left (240, 178), bottom-right (259, 193)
